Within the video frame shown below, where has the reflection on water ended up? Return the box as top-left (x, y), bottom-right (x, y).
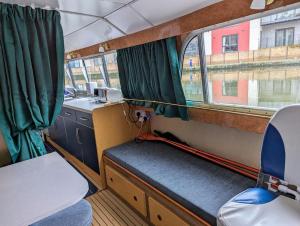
top-left (182, 66), bottom-right (300, 109)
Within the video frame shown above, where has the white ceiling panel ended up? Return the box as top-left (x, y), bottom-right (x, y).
top-left (106, 6), bottom-right (151, 34)
top-left (131, 0), bottom-right (223, 25)
top-left (64, 19), bottom-right (124, 52)
top-left (58, 0), bottom-right (124, 17)
top-left (60, 12), bottom-right (98, 36)
top-left (104, 0), bottom-right (132, 4)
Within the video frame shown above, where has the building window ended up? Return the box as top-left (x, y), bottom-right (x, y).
top-left (222, 81), bottom-right (238, 96)
top-left (273, 80), bottom-right (292, 95)
top-left (222, 34), bottom-right (238, 53)
top-left (275, 28), bottom-right (294, 47)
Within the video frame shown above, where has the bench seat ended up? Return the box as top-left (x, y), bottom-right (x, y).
top-left (104, 141), bottom-right (255, 225)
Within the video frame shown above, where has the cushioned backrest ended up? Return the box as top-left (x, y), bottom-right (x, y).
top-left (261, 105), bottom-right (300, 185)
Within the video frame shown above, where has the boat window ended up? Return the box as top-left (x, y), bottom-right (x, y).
top-left (181, 36), bottom-right (204, 103)
top-left (104, 52), bottom-right (121, 90)
top-left (67, 59), bottom-right (88, 91)
top-left (64, 65), bottom-right (74, 88)
top-left (182, 7), bottom-right (300, 110)
top-left (84, 57), bottom-right (107, 88)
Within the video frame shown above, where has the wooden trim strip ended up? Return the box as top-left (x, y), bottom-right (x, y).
top-left (104, 156), bottom-right (211, 226)
top-left (70, 0), bottom-right (300, 57)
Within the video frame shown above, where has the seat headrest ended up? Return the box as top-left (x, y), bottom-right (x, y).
top-left (261, 105), bottom-right (300, 185)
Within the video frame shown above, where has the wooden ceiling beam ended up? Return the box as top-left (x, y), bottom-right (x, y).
top-left (69, 0), bottom-right (299, 58)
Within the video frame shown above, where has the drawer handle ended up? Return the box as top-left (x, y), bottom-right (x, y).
top-left (157, 214), bottom-right (162, 221)
top-left (79, 117), bottom-right (89, 121)
top-left (133, 196), bottom-right (138, 201)
top-left (64, 112), bottom-right (72, 116)
top-left (76, 128), bottom-right (83, 144)
top-left (110, 177), bottom-right (113, 183)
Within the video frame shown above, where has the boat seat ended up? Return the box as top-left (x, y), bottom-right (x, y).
top-left (30, 199), bottom-right (92, 226)
top-left (218, 105), bottom-right (300, 226)
top-left (104, 141), bottom-right (255, 225)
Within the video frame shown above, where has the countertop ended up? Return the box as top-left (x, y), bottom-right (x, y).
top-left (63, 91), bottom-right (123, 113)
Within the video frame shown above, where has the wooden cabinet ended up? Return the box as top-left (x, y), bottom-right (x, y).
top-left (48, 116), bottom-right (67, 150)
top-left (64, 118), bottom-right (84, 162)
top-left (49, 107), bottom-right (100, 174)
top-left (149, 197), bottom-right (190, 226)
top-left (105, 165), bottom-right (147, 217)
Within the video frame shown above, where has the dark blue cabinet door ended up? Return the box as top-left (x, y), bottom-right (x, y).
top-left (49, 116), bottom-right (67, 149)
top-left (64, 118), bottom-right (84, 162)
top-left (80, 125), bottom-right (100, 174)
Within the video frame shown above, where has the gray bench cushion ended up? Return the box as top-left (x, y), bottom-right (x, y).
top-left (105, 141), bottom-right (255, 225)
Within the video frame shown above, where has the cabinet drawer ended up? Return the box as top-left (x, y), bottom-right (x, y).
top-left (105, 166), bottom-right (147, 217)
top-left (61, 107), bottom-right (76, 121)
top-left (76, 111), bottom-right (93, 128)
top-left (149, 197), bottom-right (189, 226)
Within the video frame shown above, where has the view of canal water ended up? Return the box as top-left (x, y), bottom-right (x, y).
top-left (182, 65), bottom-right (300, 109)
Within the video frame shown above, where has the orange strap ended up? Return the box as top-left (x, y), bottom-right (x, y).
top-left (138, 133), bottom-right (259, 180)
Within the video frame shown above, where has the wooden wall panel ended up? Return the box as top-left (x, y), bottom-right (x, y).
top-left (92, 103), bottom-right (150, 188)
top-left (70, 0), bottom-right (300, 57)
top-left (189, 108), bottom-right (270, 134)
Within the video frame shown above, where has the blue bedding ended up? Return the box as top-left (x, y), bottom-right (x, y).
top-left (104, 141), bottom-right (255, 225)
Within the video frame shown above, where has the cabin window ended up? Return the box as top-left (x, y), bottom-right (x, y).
top-left (65, 52), bottom-right (121, 92)
top-left (67, 59), bottom-right (88, 91)
top-left (181, 36), bottom-right (204, 103)
top-left (181, 7), bottom-right (300, 111)
top-left (84, 57), bottom-right (107, 87)
top-left (104, 52), bottom-right (121, 90)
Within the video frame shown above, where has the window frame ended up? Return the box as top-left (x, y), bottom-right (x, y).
top-left (65, 50), bottom-right (119, 90)
top-left (178, 5), bottom-right (300, 116)
top-left (275, 27), bottom-right (295, 47)
top-left (222, 34), bottom-right (239, 53)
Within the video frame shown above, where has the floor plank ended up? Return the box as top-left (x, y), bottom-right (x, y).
top-left (86, 189), bottom-right (149, 226)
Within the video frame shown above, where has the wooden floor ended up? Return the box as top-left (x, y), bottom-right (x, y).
top-left (86, 189), bottom-right (149, 226)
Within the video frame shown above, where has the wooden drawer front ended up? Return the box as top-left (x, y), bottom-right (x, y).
top-left (61, 107), bottom-right (76, 121)
top-left (105, 166), bottom-right (147, 217)
top-left (149, 197), bottom-right (189, 226)
top-left (76, 110), bottom-right (93, 128)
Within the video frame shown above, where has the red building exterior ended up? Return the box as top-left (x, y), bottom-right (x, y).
top-left (211, 21), bottom-right (250, 54)
top-left (211, 21), bottom-right (250, 105)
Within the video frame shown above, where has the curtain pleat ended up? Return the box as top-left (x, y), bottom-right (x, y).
top-left (117, 37), bottom-right (188, 120)
top-left (0, 4), bottom-right (64, 162)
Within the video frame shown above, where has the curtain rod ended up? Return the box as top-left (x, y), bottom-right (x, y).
top-left (123, 98), bottom-right (273, 118)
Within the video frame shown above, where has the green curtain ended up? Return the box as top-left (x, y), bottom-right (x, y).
top-left (117, 37), bottom-right (188, 120)
top-left (0, 4), bottom-right (64, 163)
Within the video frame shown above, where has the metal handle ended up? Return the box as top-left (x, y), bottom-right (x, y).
top-left (64, 112), bottom-right (72, 116)
top-left (79, 117), bottom-right (89, 121)
top-left (76, 128), bottom-right (83, 144)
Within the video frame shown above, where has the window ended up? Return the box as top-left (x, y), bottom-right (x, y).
top-left (68, 60), bottom-right (87, 91)
top-left (222, 34), bottom-right (238, 53)
top-left (104, 52), bottom-right (121, 90)
top-left (181, 37), bottom-right (203, 103)
top-left (66, 52), bottom-right (122, 95)
top-left (84, 57), bottom-right (107, 87)
top-left (64, 65), bottom-right (73, 88)
top-left (222, 81), bottom-right (238, 96)
top-left (181, 7), bottom-right (300, 110)
top-left (275, 28), bottom-right (294, 47)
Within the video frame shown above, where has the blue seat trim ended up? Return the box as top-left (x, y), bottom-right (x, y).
top-left (261, 123), bottom-right (285, 179)
top-left (233, 188), bottom-right (278, 204)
